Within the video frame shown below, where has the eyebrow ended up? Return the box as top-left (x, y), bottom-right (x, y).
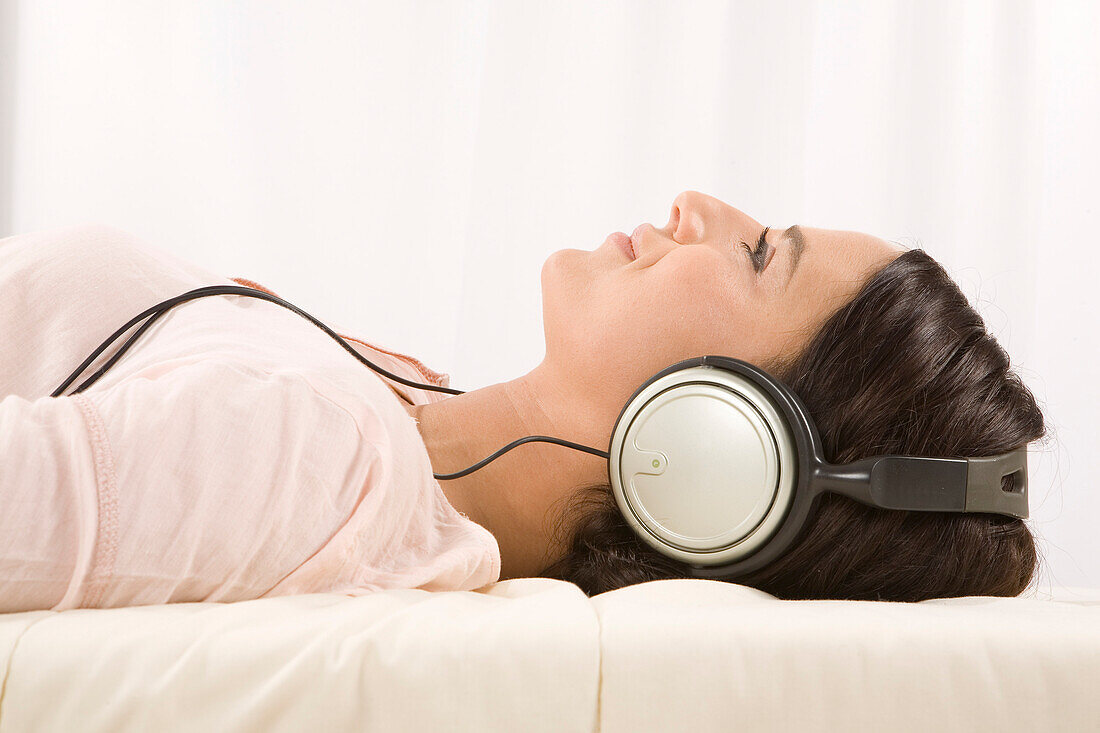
top-left (781, 225), bottom-right (806, 289)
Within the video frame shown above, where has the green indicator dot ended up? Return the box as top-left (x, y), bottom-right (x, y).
top-left (652, 459), bottom-right (660, 468)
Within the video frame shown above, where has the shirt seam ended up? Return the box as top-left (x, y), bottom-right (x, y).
top-left (70, 393), bottom-right (120, 609)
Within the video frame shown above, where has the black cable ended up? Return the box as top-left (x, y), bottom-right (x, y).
top-left (65, 298), bottom-right (175, 396)
top-left (52, 285), bottom-right (610, 478)
top-left (432, 435), bottom-right (609, 480)
top-left (52, 285), bottom-right (464, 397)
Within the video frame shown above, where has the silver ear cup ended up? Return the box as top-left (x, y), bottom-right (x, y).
top-left (608, 365), bottom-right (798, 566)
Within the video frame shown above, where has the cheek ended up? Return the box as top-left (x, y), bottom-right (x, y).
top-left (649, 259), bottom-right (784, 360)
top-left (657, 256), bottom-right (749, 321)
top-left (540, 249), bottom-right (632, 348)
top-left (620, 265), bottom-right (726, 345)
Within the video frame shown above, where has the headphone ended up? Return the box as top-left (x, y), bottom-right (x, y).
top-left (53, 285), bottom-right (1030, 580)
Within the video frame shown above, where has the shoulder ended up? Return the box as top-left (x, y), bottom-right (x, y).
top-left (0, 223), bottom-right (228, 289)
top-left (1, 223), bottom-right (143, 262)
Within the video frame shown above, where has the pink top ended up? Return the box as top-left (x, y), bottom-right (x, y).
top-left (0, 223), bottom-right (500, 613)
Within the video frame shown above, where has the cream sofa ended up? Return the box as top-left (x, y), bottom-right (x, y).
top-left (1, 578), bottom-right (1097, 732)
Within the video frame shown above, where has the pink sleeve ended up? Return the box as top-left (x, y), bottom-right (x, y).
top-left (0, 359), bottom-right (374, 612)
top-left (0, 391), bottom-right (96, 612)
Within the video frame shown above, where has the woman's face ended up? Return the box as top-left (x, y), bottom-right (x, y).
top-left (539, 190), bottom-right (907, 411)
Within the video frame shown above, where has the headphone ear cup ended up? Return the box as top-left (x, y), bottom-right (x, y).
top-left (608, 358), bottom-right (801, 568)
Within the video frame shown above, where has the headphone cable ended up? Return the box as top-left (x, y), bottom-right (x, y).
top-left (51, 285), bottom-right (610, 478)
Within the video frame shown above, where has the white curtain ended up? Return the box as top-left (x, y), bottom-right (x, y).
top-left (1, 0), bottom-right (1096, 590)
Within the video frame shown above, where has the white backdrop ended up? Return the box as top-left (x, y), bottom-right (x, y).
top-left (1, 0), bottom-right (1095, 591)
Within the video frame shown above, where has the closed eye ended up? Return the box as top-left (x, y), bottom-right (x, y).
top-left (739, 227), bottom-right (770, 272)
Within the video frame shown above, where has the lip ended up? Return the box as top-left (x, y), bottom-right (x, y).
top-left (608, 231), bottom-right (635, 261)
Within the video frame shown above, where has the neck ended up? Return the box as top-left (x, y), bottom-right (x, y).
top-left (404, 361), bottom-right (611, 580)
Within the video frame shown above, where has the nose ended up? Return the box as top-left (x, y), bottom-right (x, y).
top-left (667, 190), bottom-right (707, 243)
top-left (633, 191), bottom-right (711, 255)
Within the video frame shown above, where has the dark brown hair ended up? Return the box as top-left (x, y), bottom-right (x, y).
top-left (537, 248), bottom-right (1048, 601)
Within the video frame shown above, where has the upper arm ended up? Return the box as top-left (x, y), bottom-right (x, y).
top-left (0, 391), bottom-right (96, 612)
top-left (1, 360), bottom-right (373, 611)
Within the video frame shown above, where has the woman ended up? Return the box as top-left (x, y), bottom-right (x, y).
top-left (0, 190), bottom-right (1045, 612)
top-left (408, 190), bottom-right (1045, 601)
